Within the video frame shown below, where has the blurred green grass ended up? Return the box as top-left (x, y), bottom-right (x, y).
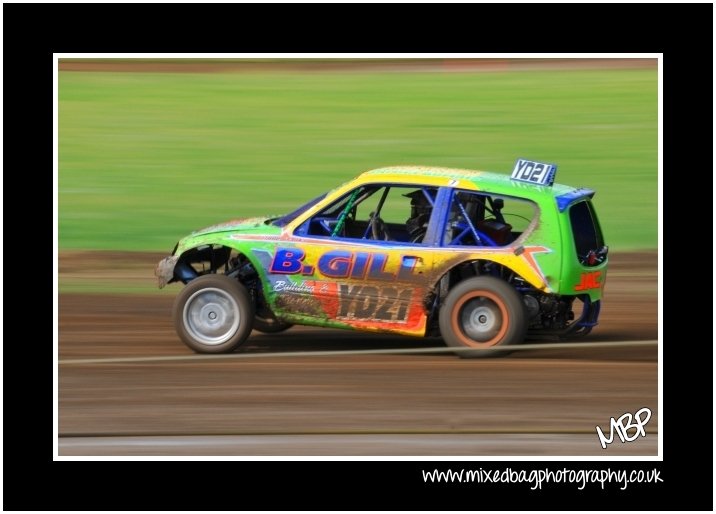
top-left (59, 68), bottom-right (657, 251)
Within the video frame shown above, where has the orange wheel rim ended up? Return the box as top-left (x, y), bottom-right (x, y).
top-left (451, 290), bottom-right (509, 348)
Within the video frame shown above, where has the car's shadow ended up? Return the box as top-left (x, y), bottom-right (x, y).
top-left (240, 327), bottom-right (441, 354)
top-left (238, 327), bottom-right (656, 362)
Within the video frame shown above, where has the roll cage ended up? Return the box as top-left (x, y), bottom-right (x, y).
top-left (291, 183), bottom-right (538, 249)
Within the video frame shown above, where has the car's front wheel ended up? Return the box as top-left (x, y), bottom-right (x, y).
top-left (173, 274), bottom-right (254, 353)
top-left (439, 276), bottom-right (527, 358)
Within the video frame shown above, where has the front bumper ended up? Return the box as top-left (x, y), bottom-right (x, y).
top-left (154, 255), bottom-right (179, 289)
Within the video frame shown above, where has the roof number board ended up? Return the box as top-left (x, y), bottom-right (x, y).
top-left (511, 159), bottom-right (557, 187)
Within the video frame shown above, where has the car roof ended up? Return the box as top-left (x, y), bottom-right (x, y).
top-left (360, 165), bottom-right (581, 202)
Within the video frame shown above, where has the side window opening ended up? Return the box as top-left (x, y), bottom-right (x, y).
top-left (298, 184), bottom-right (437, 244)
top-left (444, 191), bottom-right (536, 247)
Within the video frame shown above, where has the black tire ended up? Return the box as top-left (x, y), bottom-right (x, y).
top-left (173, 274), bottom-right (254, 353)
top-left (439, 276), bottom-right (527, 358)
top-left (253, 316), bottom-right (293, 334)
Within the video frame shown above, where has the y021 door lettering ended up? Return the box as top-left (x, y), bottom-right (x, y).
top-left (337, 285), bottom-right (413, 322)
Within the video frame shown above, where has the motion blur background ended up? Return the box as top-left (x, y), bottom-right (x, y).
top-left (59, 58), bottom-right (656, 254)
top-left (57, 58), bottom-right (658, 456)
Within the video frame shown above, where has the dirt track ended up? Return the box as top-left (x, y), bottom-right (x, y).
top-left (58, 251), bottom-right (658, 456)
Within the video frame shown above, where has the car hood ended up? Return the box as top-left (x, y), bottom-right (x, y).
top-left (189, 216), bottom-right (273, 237)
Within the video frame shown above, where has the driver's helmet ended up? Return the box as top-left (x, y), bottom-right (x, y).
top-left (404, 189), bottom-right (433, 218)
top-left (404, 189), bottom-right (434, 235)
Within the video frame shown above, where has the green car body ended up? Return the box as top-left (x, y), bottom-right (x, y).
top-left (156, 161), bottom-right (607, 357)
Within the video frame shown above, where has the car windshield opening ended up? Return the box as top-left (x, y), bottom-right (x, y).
top-left (271, 193), bottom-right (327, 227)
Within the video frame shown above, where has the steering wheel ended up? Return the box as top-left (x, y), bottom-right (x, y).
top-left (370, 214), bottom-right (392, 240)
top-left (409, 227), bottom-right (427, 243)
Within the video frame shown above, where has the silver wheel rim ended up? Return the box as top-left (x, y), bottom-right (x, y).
top-left (460, 298), bottom-right (502, 341)
top-left (183, 287), bottom-right (241, 345)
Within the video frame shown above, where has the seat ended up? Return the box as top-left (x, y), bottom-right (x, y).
top-left (476, 219), bottom-right (513, 246)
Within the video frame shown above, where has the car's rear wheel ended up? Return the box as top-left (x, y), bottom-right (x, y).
top-left (439, 276), bottom-right (527, 358)
top-left (173, 274), bottom-right (254, 353)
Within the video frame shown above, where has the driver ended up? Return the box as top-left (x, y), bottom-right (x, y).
top-left (404, 189), bottom-right (434, 242)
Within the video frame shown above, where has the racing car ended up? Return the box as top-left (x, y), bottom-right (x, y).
top-left (155, 159), bottom-right (608, 357)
